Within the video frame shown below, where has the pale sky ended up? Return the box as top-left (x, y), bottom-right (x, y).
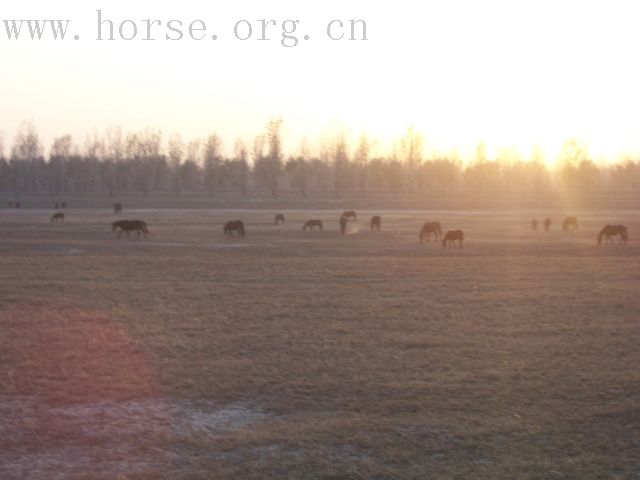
top-left (2, 0), bottom-right (640, 163)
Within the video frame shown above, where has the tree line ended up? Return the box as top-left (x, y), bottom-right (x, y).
top-left (1, 121), bottom-right (640, 198)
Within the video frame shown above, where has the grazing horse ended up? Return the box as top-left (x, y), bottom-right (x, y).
top-left (544, 218), bottom-right (552, 232)
top-left (563, 216), bottom-right (579, 231)
top-left (274, 213), bottom-right (285, 225)
top-left (370, 216), bottom-right (382, 231)
top-left (113, 202), bottom-right (123, 214)
top-left (51, 212), bottom-right (64, 222)
top-left (112, 220), bottom-right (150, 239)
top-left (419, 222), bottom-right (442, 242)
top-left (303, 220), bottom-right (323, 231)
top-left (531, 218), bottom-right (538, 230)
top-left (224, 220), bottom-right (246, 237)
top-left (341, 211), bottom-right (357, 221)
top-left (442, 230), bottom-right (464, 248)
top-left (597, 225), bottom-right (628, 245)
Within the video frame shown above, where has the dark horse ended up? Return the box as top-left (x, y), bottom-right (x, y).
top-left (112, 220), bottom-right (150, 239)
top-left (442, 230), bottom-right (464, 248)
top-left (544, 218), bottom-right (552, 232)
top-left (598, 225), bottom-right (628, 245)
top-left (339, 215), bottom-right (348, 235)
top-left (274, 213), bottom-right (285, 225)
top-left (341, 211), bottom-right (357, 221)
top-left (531, 218), bottom-right (538, 230)
top-left (113, 202), bottom-right (123, 214)
top-left (224, 220), bottom-right (246, 237)
top-left (51, 212), bottom-right (64, 222)
top-left (419, 222), bottom-right (442, 242)
top-left (303, 220), bottom-right (323, 231)
top-left (370, 215), bottom-right (381, 231)
top-left (563, 216), bottom-right (579, 231)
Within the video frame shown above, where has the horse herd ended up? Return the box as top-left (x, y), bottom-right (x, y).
top-left (32, 203), bottom-right (633, 246)
top-left (529, 215), bottom-right (629, 245)
top-left (217, 212), bottom-right (466, 247)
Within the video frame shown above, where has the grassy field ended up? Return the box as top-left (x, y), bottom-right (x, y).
top-left (1, 206), bottom-right (639, 479)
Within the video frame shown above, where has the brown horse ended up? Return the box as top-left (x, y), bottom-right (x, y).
top-left (597, 225), bottom-right (628, 245)
top-left (370, 216), bottom-right (381, 231)
top-left (224, 220), bottom-right (246, 237)
top-left (274, 213), bottom-right (285, 225)
top-left (341, 211), bottom-right (357, 221)
top-left (113, 202), bottom-right (123, 214)
top-left (112, 219), bottom-right (150, 239)
top-left (442, 230), bottom-right (464, 248)
top-left (420, 222), bottom-right (442, 242)
top-left (51, 212), bottom-right (64, 222)
top-left (544, 218), bottom-right (552, 232)
top-left (531, 218), bottom-right (538, 230)
top-left (563, 216), bottom-right (579, 231)
top-left (303, 220), bottom-right (323, 231)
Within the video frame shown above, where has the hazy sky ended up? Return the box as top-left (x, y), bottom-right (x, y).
top-left (3, 0), bottom-right (640, 162)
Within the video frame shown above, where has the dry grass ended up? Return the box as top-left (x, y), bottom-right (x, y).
top-left (0, 206), bottom-right (639, 479)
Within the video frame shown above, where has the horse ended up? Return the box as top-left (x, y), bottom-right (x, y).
top-left (112, 219), bottom-right (150, 239)
top-left (597, 225), bottom-right (628, 245)
top-left (113, 202), bottom-right (123, 214)
top-left (339, 215), bottom-right (348, 235)
top-left (531, 218), bottom-right (538, 231)
top-left (51, 212), bottom-right (64, 222)
top-left (419, 222), bottom-right (442, 242)
top-left (442, 230), bottom-right (464, 248)
top-left (303, 220), bottom-right (323, 231)
top-left (370, 216), bottom-right (381, 231)
top-left (15, 202), bottom-right (20, 209)
top-left (341, 211), bottom-right (357, 221)
top-left (544, 218), bottom-right (552, 232)
top-left (224, 220), bottom-right (245, 237)
top-left (563, 216), bottom-right (579, 231)
top-left (274, 213), bottom-right (285, 225)
top-left (61, 201), bottom-right (66, 209)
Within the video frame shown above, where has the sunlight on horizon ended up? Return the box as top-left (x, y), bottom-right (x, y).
top-left (2, 0), bottom-right (640, 164)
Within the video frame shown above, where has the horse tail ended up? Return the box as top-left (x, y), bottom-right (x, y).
top-left (597, 227), bottom-right (606, 245)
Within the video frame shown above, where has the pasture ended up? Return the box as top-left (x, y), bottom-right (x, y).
top-left (0, 207), bottom-right (639, 479)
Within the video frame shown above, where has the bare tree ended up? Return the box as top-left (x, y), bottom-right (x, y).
top-left (168, 134), bottom-right (184, 194)
top-left (353, 134), bottom-right (371, 195)
top-left (203, 134), bottom-right (222, 196)
top-left (254, 119), bottom-right (283, 197)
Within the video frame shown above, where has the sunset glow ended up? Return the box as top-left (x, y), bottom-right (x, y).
top-left (2, 0), bottom-right (640, 162)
